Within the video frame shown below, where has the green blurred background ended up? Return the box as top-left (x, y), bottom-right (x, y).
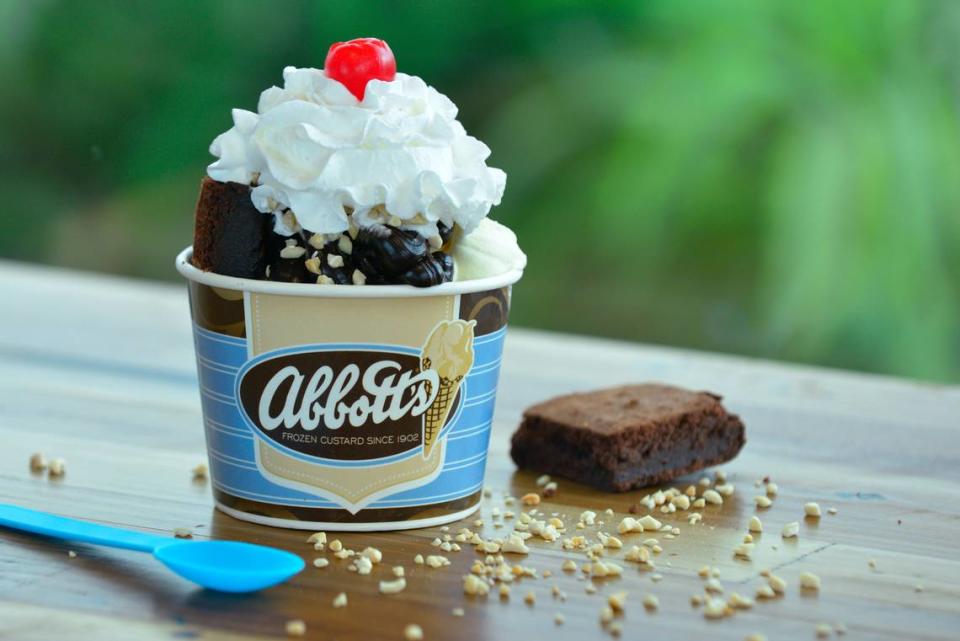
top-left (2, 0), bottom-right (958, 381)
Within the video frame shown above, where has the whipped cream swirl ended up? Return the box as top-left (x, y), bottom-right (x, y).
top-left (207, 67), bottom-right (506, 237)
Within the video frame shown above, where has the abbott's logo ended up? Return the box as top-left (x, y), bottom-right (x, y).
top-left (237, 321), bottom-right (476, 464)
top-left (238, 348), bottom-right (445, 461)
top-left (256, 360), bottom-right (438, 431)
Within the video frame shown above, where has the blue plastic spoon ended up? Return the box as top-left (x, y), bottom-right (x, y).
top-left (0, 503), bottom-right (305, 592)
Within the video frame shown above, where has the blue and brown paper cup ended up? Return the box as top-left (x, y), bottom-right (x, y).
top-left (176, 247), bottom-right (522, 531)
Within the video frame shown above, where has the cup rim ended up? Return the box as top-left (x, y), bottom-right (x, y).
top-left (176, 246), bottom-right (523, 298)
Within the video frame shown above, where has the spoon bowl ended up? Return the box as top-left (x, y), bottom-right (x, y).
top-left (154, 540), bottom-right (306, 592)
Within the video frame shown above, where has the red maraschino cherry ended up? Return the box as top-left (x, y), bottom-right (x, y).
top-left (324, 38), bottom-right (396, 101)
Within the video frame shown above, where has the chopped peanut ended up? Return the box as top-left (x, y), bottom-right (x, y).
top-left (463, 574), bottom-right (490, 596)
top-left (29, 453), bottom-right (47, 473)
top-left (285, 619), bottom-right (306, 637)
top-left (380, 578), bottom-right (407, 594)
top-left (800, 572), bottom-right (821, 591)
top-left (608, 591), bottom-right (628, 611)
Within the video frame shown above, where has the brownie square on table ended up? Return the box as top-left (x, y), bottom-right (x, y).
top-left (509, 384), bottom-right (746, 492)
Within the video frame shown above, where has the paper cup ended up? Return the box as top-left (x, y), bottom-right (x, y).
top-left (176, 247), bottom-right (521, 531)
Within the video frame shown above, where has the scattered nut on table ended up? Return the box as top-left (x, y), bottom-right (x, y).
top-left (380, 578), bottom-right (407, 595)
top-left (29, 453), bottom-right (47, 473)
top-left (48, 457), bottom-right (66, 477)
top-left (607, 590), bottom-right (628, 611)
top-left (284, 619), bottom-right (306, 637)
top-left (800, 572), bottom-right (821, 591)
top-left (768, 574), bottom-right (787, 594)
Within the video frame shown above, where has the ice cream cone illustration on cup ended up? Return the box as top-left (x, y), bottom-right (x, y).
top-left (420, 320), bottom-right (476, 458)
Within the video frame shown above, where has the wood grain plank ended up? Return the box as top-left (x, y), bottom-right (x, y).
top-left (0, 261), bottom-right (958, 640)
top-left (0, 602), bottom-right (278, 641)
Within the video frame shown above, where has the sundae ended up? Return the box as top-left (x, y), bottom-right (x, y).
top-left (177, 38), bottom-right (525, 530)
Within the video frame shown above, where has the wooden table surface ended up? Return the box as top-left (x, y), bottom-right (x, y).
top-left (1, 260), bottom-right (958, 641)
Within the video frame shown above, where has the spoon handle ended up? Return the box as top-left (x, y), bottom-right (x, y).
top-left (0, 503), bottom-right (168, 553)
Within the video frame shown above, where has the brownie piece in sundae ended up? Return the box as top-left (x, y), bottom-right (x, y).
top-left (192, 177), bottom-right (271, 279)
